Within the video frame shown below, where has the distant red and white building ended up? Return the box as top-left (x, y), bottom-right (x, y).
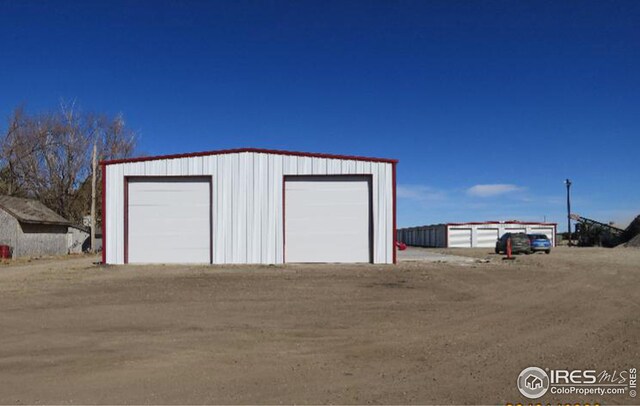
top-left (397, 221), bottom-right (557, 248)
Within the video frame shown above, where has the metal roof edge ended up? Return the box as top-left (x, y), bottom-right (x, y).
top-left (445, 221), bottom-right (558, 226)
top-left (398, 221), bottom-right (559, 229)
top-left (100, 147), bottom-right (399, 166)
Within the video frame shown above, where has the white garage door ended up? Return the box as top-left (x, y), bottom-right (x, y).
top-left (476, 228), bottom-right (499, 247)
top-left (127, 177), bottom-right (211, 264)
top-left (448, 228), bottom-right (472, 248)
top-left (285, 176), bottom-right (371, 263)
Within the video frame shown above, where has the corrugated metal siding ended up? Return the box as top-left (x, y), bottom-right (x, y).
top-left (396, 224), bottom-right (447, 248)
top-left (105, 152), bottom-right (394, 264)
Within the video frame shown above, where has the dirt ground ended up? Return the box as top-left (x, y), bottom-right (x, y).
top-left (0, 247), bottom-right (639, 404)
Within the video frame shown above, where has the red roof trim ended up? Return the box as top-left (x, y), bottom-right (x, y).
top-left (400, 221), bottom-right (558, 229)
top-left (446, 221), bottom-right (558, 226)
top-left (101, 147), bottom-right (398, 166)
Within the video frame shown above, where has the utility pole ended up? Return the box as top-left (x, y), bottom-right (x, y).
top-left (90, 141), bottom-right (97, 253)
top-left (565, 179), bottom-right (572, 246)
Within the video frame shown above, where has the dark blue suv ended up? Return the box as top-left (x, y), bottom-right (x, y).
top-left (527, 234), bottom-right (552, 254)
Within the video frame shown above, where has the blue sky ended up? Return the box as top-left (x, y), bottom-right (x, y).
top-left (1, 1), bottom-right (638, 230)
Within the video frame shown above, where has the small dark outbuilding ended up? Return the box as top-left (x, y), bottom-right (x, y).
top-left (0, 195), bottom-right (71, 258)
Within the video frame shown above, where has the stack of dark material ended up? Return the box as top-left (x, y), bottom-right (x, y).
top-left (624, 234), bottom-right (640, 248)
top-left (619, 215), bottom-right (640, 248)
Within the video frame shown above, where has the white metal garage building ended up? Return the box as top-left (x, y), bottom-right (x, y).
top-left (397, 221), bottom-right (557, 248)
top-left (101, 148), bottom-right (397, 265)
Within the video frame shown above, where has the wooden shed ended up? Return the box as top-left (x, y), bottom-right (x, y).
top-left (0, 195), bottom-right (72, 258)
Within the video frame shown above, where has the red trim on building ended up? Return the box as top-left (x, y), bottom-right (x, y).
top-left (123, 177), bottom-right (129, 264)
top-left (282, 176), bottom-right (286, 264)
top-left (392, 162), bottom-right (397, 265)
top-left (445, 221), bottom-right (558, 226)
top-left (101, 164), bottom-right (106, 264)
top-left (209, 180), bottom-right (214, 263)
top-left (101, 147), bottom-right (398, 166)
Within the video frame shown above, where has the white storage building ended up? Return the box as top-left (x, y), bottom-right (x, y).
top-left (101, 148), bottom-right (397, 265)
top-left (397, 221), bottom-right (557, 248)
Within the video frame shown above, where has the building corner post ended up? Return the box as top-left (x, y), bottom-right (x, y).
top-left (101, 163), bottom-right (107, 265)
top-left (392, 162), bottom-right (397, 265)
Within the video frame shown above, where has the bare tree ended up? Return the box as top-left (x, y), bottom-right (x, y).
top-left (0, 103), bottom-right (136, 224)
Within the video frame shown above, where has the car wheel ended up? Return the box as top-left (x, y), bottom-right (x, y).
top-left (545, 250), bottom-right (550, 254)
top-left (495, 247), bottom-right (500, 254)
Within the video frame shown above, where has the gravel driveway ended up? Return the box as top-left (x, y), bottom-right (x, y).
top-left (0, 247), bottom-right (638, 404)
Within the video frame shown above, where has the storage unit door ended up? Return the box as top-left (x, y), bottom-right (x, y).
top-left (127, 177), bottom-right (211, 264)
top-left (285, 176), bottom-right (371, 263)
top-left (448, 228), bottom-right (472, 248)
top-left (476, 228), bottom-right (499, 248)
